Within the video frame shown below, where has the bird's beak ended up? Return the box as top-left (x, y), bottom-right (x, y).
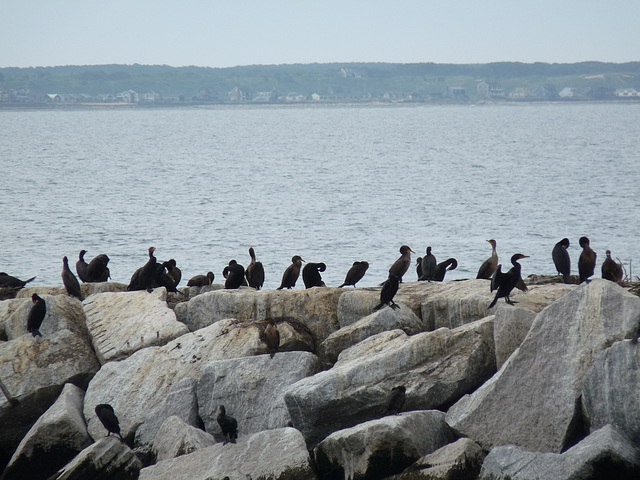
top-left (410, 249), bottom-right (415, 253)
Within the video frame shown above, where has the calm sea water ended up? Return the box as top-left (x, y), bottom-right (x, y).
top-left (1, 103), bottom-right (639, 290)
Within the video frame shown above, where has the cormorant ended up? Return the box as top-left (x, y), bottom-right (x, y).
top-left (264, 319), bottom-right (280, 358)
top-left (223, 260), bottom-right (245, 289)
top-left (0, 273), bottom-right (36, 289)
top-left (156, 263), bottom-right (181, 294)
top-left (416, 257), bottom-right (423, 280)
top-left (388, 245), bottom-right (415, 281)
top-left (95, 404), bottom-right (123, 439)
top-left (602, 250), bottom-right (623, 283)
top-left (302, 262), bottom-right (326, 288)
top-left (163, 259), bottom-right (181, 286)
top-left (76, 250), bottom-right (89, 283)
top-left (245, 247), bottom-right (265, 290)
top-left (128, 247), bottom-right (157, 291)
top-left (187, 272), bottom-right (215, 287)
top-left (385, 385), bottom-right (406, 415)
top-left (87, 254), bottom-right (110, 282)
top-left (27, 293), bottom-right (46, 337)
top-left (489, 254), bottom-right (529, 308)
top-left (217, 405), bottom-right (238, 444)
top-left (277, 256), bottom-right (304, 290)
top-left (62, 256), bottom-right (83, 300)
top-left (578, 236), bottom-right (597, 284)
top-left (373, 273), bottom-right (401, 311)
top-left (552, 238), bottom-right (571, 284)
top-left (338, 261), bottom-right (369, 288)
top-left (477, 239), bottom-right (498, 280)
top-left (432, 258), bottom-right (457, 282)
top-left (419, 247), bottom-right (437, 281)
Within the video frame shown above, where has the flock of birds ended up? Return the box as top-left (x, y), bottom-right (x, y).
top-left (0, 236), bottom-right (627, 441)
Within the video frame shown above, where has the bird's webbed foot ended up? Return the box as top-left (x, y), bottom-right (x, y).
top-left (390, 302), bottom-right (400, 310)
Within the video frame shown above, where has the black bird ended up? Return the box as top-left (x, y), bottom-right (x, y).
top-left (552, 238), bottom-right (571, 284)
top-left (578, 236), bottom-right (597, 284)
top-left (155, 263), bottom-right (181, 294)
top-left (416, 257), bottom-right (423, 279)
top-left (373, 273), bottom-right (401, 311)
top-left (602, 250), bottom-right (623, 283)
top-left (303, 262), bottom-right (327, 288)
top-left (489, 254), bottom-right (529, 308)
top-left (62, 256), bottom-right (83, 300)
top-left (385, 385), bottom-right (406, 415)
top-left (163, 259), bottom-right (181, 287)
top-left (245, 247), bottom-right (265, 290)
top-left (128, 247), bottom-right (157, 291)
top-left (223, 260), bottom-right (245, 289)
top-left (277, 255), bottom-right (304, 290)
top-left (389, 245), bottom-right (415, 281)
top-left (419, 247), bottom-right (437, 281)
top-left (264, 319), bottom-right (280, 358)
top-left (27, 293), bottom-right (46, 337)
top-left (0, 273), bottom-right (36, 290)
top-left (76, 250), bottom-right (89, 283)
top-left (432, 258), bottom-right (458, 282)
top-left (477, 239), bottom-right (498, 280)
top-left (217, 405), bottom-right (238, 444)
top-left (187, 271), bottom-right (215, 287)
top-left (87, 254), bottom-right (110, 282)
top-left (95, 404), bottom-right (123, 440)
top-left (338, 261), bottom-right (369, 288)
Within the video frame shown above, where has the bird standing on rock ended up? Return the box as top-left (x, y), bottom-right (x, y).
top-left (419, 247), bottom-right (437, 281)
top-left (552, 238), bottom-right (571, 284)
top-left (489, 254), bottom-right (529, 308)
top-left (95, 404), bottom-right (123, 440)
top-left (217, 405), bottom-right (238, 444)
top-left (477, 239), bottom-right (499, 280)
top-left (87, 254), bottom-right (110, 282)
top-left (187, 272), bottom-right (214, 287)
top-left (163, 259), bottom-right (181, 286)
top-left (277, 256), bottom-right (304, 290)
top-left (128, 247), bottom-right (157, 291)
top-left (374, 273), bottom-right (401, 311)
top-left (27, 293), bottom-right (46, 337)
top-left (388, 245), bottom-right (415, 281)
top-left (245, 248), bottom-right (265, 290)
top-left (338, 261), bottom-right (369, 288)
top-left (264, 319), bottom-right (280, 358)
top-left (303, 262), bottom-right (327, 288)
top-left (223, 260), bottom-right (245, 289)
top-left (601, 250), bottom-right (623, 283)
top-left (578, 236), bottom-right (596, 284)
top-left (76, 250), bottom-right (89, 282)
top-left (431, 258), bottom-right (457, 282)
top-left (0, 273), bottom-right (36, 290)
top-left (62, 256), bottom-right (83, 300)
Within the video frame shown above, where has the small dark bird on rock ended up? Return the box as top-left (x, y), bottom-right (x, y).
top-left (277, 256), bottom-right (304, 290)
top-left (217, 405), bottom-right (238, 444)
top-left (303, 262), bottom-right (327, 288)
top-left (62, 256), bottom-right (83, 300)
top-left (27, 293), bottom-right (46, 337)
top-left (76, 250), bottom-right (89, 282)
top-left (477, 239), bottom-right (499, 280)
top-left (431, 258), bottom-right (457, 282)
top-left (0, 273), bottom-right (36, 290)
top-left (419, 246), bottom-right (437, 281)
top-left (245, 247), bottom-right (265, 290)
top-left (264, 319), bottom-right (280, 358)
top-left (601, 250), bottom-right (623, 283)
top-left (95, 404), bottom-right (123, 440)
top-left (389, 245), bottom-right (415, 281)
top-left (187, 272), bottom-right (215, 287)
top-left (87, 254), bottom-right (111, 282)
top-left (223, 260), bottom-right (245, 289)
top-left (163, 259), bottom-right (181, 286)
top-left (338, 261), bottom-right (369, 288)
top-left (578, 236), bottom-right (597, 284)
top-left (552, 238), bottom-right (571, 284)
top-left (374, 273), bottom-right (401, 311)
top-left (385, 385), bottom-right (406, 415)
top-left (489, 254), bottom-right (529, 308)
top-left (128, 246), bottom-right (157, 291)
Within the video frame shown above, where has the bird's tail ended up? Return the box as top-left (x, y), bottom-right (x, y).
top-left (373, 303), bottom-right (384, 311)
top-left (488, 295), bottom-right (498, 308)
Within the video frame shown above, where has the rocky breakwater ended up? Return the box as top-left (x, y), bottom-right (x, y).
top-left (1, 278), bottom-right (640, 479)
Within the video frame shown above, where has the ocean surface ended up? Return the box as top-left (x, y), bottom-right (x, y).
top-left (1, 103), bottom-right (639, 290)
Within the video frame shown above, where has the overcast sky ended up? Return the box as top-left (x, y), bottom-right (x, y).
top-left (2, 0), bottom-right (638, 68)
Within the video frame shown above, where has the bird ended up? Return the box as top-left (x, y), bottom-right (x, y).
top-left (128, 246), bottom-right (157, 291)
top-left (26, 293), bottom-right (46, 337)
top-left (187, 271), bottom-right (215, 287)
top-left (217, 405), bottom-right (238, 444)
top-left (86, 254), bottom-right (110, 282)
top-left (62, 256), bottom-right (83, 300)
top-left (76, 250), bottom-right (89, 283)
top-left (155, 263), bottom-right (181, 294)
top-left (388, 245), bottom-right (415, 281)
top-left (601, 250), bottom-right (623, 283)
top-left (416, 257), bottom-right (423, 280)
top-left (163, 259), bottom-right (181, 286)
top-left (277, 255), bottom-right (304, 290)
top-left (223, 260), bottom-right (245, 289)
top-left (578, 236), bottom-right (597, 284)
top-left (489, 253), bottom-right (529, 308)
top-left (338, 261), bottom-right (369, 288)
top-left (431, 258), bottom-right (457, 282)
top-left (0, 273), bottom-right (36, 290)
top-left (245, 247), bottom-right (265, 290)
top-left (302, 262), bottom-right (326, 288)
top-left (419, 246), bottom-right (437, 281)
top-left (373, 273), bottom-right (401, 311)
top-left (477, 239), bottom-right (499, 279)
top-left (385, 385), bottom-right (406, 415)
top-left (264, 319), bottom-right (280, 358)
top-left (95, 404), bottom-right (123, 440)
top-left (552, 238), bottom-right (571, 284)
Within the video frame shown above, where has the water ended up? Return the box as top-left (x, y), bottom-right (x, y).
top-left (1, 103), bottom-right (639, 290)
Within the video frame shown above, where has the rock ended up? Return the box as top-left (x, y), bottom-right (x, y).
top-left (153, 416), bottom-right (215, 462)
top-left (492, 306), bottom-right (534, 369)
top-left (16, 282), bottom-right (128, 300)
top-left (391, 438), bottom-right (486, 480)
top-left (321, 305), bottom-right (425, 363)
top-left (285, 318), bottom-right (495, 448)
top-left (82, 288), bottom-right (189, 364)
top-left (0, 295), bottom-right (99, 465)
top-left (139, 427), bottom-right (317, 480)
top-left (446, 279), bottom-right (640, 453)
top-left (3, 383), bottom-right (92, 480)
top-left (313, 410), bottom-right (457, 480)
top-left (582, 339), bottom-right (640, 442)
top-left (50, 436), bottom-right (142, 480)
top-left (197, 351), bottom-right (321, 439)
top-left (479, 424), bottom-right (640, 480)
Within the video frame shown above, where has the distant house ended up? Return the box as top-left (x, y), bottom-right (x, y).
top-left (446, 86), bottom-right (466, 99)
top-left (615, 88), bottom-right (640, 98)
top-left (117, 90), bottom-right (139, 103)
top-left (228, 87), bottom-right (246, 102)
top-left (45, 94), bottom-right (62, 102)
top-left (477, 82), bottom-right (504, 98)
top-left (143, 90), bottom-right (161, 102)
top-left (508, 88), bottom-right (529, 99)
top-left (253, 89), bottom-right (277, 102)
top-left (559, 87), bottom-right (579, 98)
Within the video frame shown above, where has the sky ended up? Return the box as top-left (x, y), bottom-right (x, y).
top-left (1, 0), bottom-right (638, 69)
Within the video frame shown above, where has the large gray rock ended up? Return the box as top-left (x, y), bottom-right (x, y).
top-left (197, 351), bottom-right (321, 438)
top-left (314, 410), bottom-right (457, 480)
top-left (153, 416), bottom-right (215, 462)
top-left (479, 424), bottom-right (640, 480)
top-left (82, 288), bottom-right (189, 364)
top-left (582, 339), bottom-right (640, 441)
top-left (321, 305), bottom-right (425, 363)
top-left (493, 306), bottom-right (535, 369)
top-left (16, 282), bottom-right (128, 300)
top-left (50, 436), bottom-right (142, 480)
top-left (3, 383), bottom-right (92, 480)
top-left (286, 318), bottom-right (495, 448)
top-left (139, 427), bottom-right (317, 480)
top-left (446, 279), bottom-right (640, 453)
